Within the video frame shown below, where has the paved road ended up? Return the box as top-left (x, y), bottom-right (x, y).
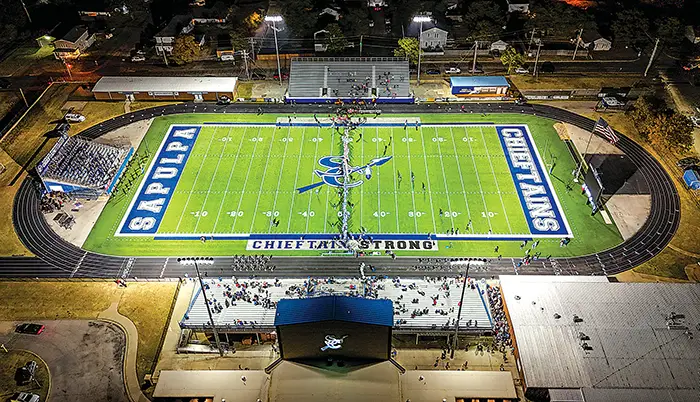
top-left (0, 320), bottom-right (129, 402)
top-left (2, 102), bottom-right (680, 279)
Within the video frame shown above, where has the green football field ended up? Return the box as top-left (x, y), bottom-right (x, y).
top-left (83, 113), bottom-right (624, 257)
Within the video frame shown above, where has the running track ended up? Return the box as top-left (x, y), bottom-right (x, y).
top-left (1, 103), bottom-right (680, 279)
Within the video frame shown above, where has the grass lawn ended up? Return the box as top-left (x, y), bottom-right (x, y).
top-left (510, 74), bottom-right (641, 90)
top-left (117, 283), bottom-right (178, 385)
top-left (0, 45), bottom-right (54, 77)
top-left (83, 112), bottom-right (623, 257)
top-left (0, 350), bottom-right (50, 402)
top-left (236, 82), bottom-right (253, 98)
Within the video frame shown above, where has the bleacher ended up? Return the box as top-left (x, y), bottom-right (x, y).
top-left (38, 135), bottom-right (132, 197)
top-left (180, 277), bottom-right (492, 333)
top-left (287, 57), bottom-right (413, 103)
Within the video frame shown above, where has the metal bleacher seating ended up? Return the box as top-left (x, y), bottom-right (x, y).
top-left (288, 57), bottom-right (411, 100)
top-left (181, 277), bottom-right (492, 332)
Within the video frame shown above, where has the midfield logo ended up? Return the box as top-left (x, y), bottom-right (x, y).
top-left (296, 155), bottom-right (392, 194)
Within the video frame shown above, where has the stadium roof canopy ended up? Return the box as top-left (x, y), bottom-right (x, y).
top-left (449, 76), bottom-right (510, 87)
top-left (274, 296), bottom-right (393, 327)
top-left (500, 275), bottom-right (700, 393)
top-left (92, 76), bottom-right (238, 93)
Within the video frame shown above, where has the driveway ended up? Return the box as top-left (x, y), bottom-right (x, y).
top-left (0, 320), bottom-right (129, 402)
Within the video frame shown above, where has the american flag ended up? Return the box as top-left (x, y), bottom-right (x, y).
top-left (593, 117), bottom-right (619, 144)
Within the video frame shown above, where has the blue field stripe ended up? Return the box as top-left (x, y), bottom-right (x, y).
top-left (106, 147), bottom-right (134, 194)
top-left (475, 283), bottom-right (494, 326)
top-left (154, 233), bottom-right (535, 241)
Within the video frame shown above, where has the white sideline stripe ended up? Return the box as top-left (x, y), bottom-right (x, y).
top-left (212, 126), bottom-right (249, 233)
top-left (285, 126), bottom-right (307, 233)
top-left (434, 126), bottom-right (455, 229)
top-left (403, 127), bottom-right (419, 233)
top-left (463, 126), bottom-right (493, 230)
top-left (174, 126), bottom-right (219, 232)
top-left (375, 126), bottom-right (381, 232)
top-left (600, 209), bottom-right (612, 224)
top-left (479, 126), bottom-right (513, 234)
top-left (248, 126), bottom-right (280, 233)
top-left (418, 126), bottom-right (438, 234)
top-left (230, 127), bottom-right (262, 233)
top-left (267, 125), bottom-right (293, 233)
top-left (193, 126), bottom-right (233, 233)
top-left (448, 126), bottom-right (473, 232)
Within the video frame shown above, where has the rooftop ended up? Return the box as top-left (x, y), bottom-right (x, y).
top-left (500, 275), bottom-right (700, 390)
top-left (155, 15), bottom-right (191, 38)
top-left (62, 25), bottom-right (88, 43)
top-left (450, 76), bottom-right (510, 87)
top-left (92, 76), bottom-right (238, 93)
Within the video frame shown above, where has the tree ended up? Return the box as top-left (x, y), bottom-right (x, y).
top-left (245, 11), bottom-right (264, 30)
top-left (171, 35), bottom-right (201, 65)
top-left (324, 23), bottom-right (348, 54)
top-left (656, 17), bottom-right (684, 46)
top-left (463, 1), bottom-right (504, 41)
top-left (612, 10), bottom-right (649, 48)
top-left (394, 37), bottom-right (420, 65)
top-left (341, 8), bottom-right (371, 37)
top-left (526, 0), bottom-right (595, 38)
top-left (281, 0), bottom-right (318, 37)
top-left (648, 113), bottom-right (694, 153)
top-left (229, 27), bottom-right (249, 52)
top-left (500, 47), bottom-right (525, 74)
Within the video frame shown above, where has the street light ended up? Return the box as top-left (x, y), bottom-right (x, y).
top-left (265, 15), bottom-right (284, 86)
top-left (178, 257), bottom-right (224, 357)
top-left (413, 15), bottom-right (431, 86)
top-left (450, 259), bottom-right (486, 359)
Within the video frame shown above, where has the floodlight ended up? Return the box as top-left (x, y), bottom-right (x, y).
top-left (413, 16), bottom-right (431, 22)
top-left (265, 15), bottom-right (283, 22)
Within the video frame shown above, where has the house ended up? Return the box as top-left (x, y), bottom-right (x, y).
top-left (319, 8), bottom-right (341, 20)
top-left (579, 31), bottom-right (612, 51)
top-left (420, 27), bottom-right (448, 50)
top-left (314, 30), bottom-right (329, 52)
top-left (506, 0), bottom-right (530, 13)
top-left (53, 26), bottom-right (95, 59)
top-left (490, 40), bottom-right (509, 52)
top-left (367, 0), bottom-right (387, 8)
top-left (686, 26), bottom-right (700, 44)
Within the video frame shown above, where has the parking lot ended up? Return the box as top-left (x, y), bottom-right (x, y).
top-left (0, 320), bottom-right (129, 402)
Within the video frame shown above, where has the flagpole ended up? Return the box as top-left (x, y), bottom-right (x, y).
top-left (574, 129), bottom-right (594, 182)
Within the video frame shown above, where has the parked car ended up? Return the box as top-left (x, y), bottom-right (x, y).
top-left (445, 67), bottom-right (461, 74)
top-left (130, 55), bottom-right (145, 62)
top-left (677, 157), bottom-right (700, 169)
top-left (540, 61), bottom-right (555, 73)
top-left (273, 72), bottom-right (289, 80)
top-left (16, 361), bottom-right (37, 385)
top-left (690, 115), bottom-right (700, 127)
top-left (217, 95), bottom-right (231, 105)
top-left (12, 392), bottom-right (40, 402)
top-left (469, 66), bottom-right (484, 74)
top-left (15, 323), bottom-right (45, 335)
top-left (515, 67), bottom-right (529, 74)
top-left (426, 69), bottom-right (440, 75)
top-left (64, 113), bottom-right (85, 123)
top-left (220, 54), bottom-right (234, 61)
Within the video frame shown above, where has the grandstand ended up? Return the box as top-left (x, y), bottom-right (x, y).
top-left (37, 135), bottom-right (133, 198)
top-left (286, 57), bottom-right (413, 104)
top-left (180, 277), bottom-right (493, 334)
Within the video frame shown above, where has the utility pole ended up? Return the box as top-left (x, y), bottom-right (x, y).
top-left (179, 258), bottom-right (224, 357)
top-left (532, 42), bottom-right (542, 78)
top-left (472, 40), bottom-right (478, 73)
top-left (450, 262), bottom-right (470, 359)
top-left (417, 21), bottom-right (423, 85)
top-left (19, 0), bottom-right (32, 23)
top-left (644, 38), bottom-right (659, 77)
top-left (19, 88), bottom-right (28, 108)
top-left (162, 50), bottom-right (169, 67)
top-left (242, 50), bottom-right (250, 80)
top-left (249, 37), bottom-right (256, 60)
top-left (572, 28), bottom-right (583, 60)
top-left (527, 28), bottom-right (536, 54)
top-left (359, 35), bottom-right (363, 56)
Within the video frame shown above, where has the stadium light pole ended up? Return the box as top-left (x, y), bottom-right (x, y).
top-left (178, 257), bottom-right (224, 357)
top-left (413, 15), bottom-right (431, 86)
top-left (450, 259), bottom-right (484, 359)
top-left (265, 15), bottom-right (284, 86)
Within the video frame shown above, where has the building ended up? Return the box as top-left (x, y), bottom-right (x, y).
top-left (367, 0), bottom-right (387, 8)
top-left (420, 26), bottom-right (448, 50)
top-left (686, 26), bottom-right (700, 44)
top-left (579, 32), bottom-right (612, 51)
top-left (490, 40), bottom-right (509, 52)
top-left (319, 7), bottom-right (341, 20)
top-left (450, 76), bottom-right (510, 97)
top-left (91, 76), bottom-right (238, 101)
top-left (154, 15), bottom-right (192, 56)
top-left (506, 0), bottom-right (530, 13)
top-left (53, 26), bottom-right (95, 59)
top-left (499, 275), bottom-right (700, 402)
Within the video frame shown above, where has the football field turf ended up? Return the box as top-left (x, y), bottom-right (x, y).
top-left (84, 113), bottom-right (622, 257)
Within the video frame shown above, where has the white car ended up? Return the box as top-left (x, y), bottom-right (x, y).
top-left (13, 392), bottom-right (40, 402)
top-left (515, 67), bottom-right (529, 74)
top-left (690, 115), bottom-right (700, 128)
top-left (130, 55), bottom-right (145, 62)
top-left (220, 54), bottom-right (234, 61)
top-left (445, 67), bottom-right (461, 74)
top-left (65, 113), bottom-right (85, 123)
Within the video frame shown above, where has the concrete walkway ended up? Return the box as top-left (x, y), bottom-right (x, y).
top-left (98, 302), bottom-right (150, 402)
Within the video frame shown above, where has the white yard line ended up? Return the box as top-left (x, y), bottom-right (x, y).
top-left (449, 126), bottom-right (473, 232)
top-left (463, 126), bottom-right (492, 230)
top-left (434, 127), bottom-right (455, 230)
top-left (267, 126), bottom-right (293, 233)
top-left (418, 125), bottom-right (438, 234)
top-left (375, 127), bottom-right (381, 232)
top-left (212, 126), bottom-right (249, 233)
top-left (479, 126), bottom-right (513, 233)
top-left (389, 128), bottom-right (401, 233)
top-left (248, 125), bottom-right (281, 233)
top-left (321, 127), bottom-right (336, 233)
top-left (403, 127), bottom-right (420, 233)
top-left (174, 126), bottom-right (219, 232)
top-left (193, 126), bottom-right (233, 233)
top-left (360, 127), bottom-right (364, 230)
top-left (230, 127), bottom-right (263, 233)
top-left (285, 126), bottom-right (307, 233)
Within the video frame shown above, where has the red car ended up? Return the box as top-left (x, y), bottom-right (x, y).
top-left (15, 323), bottom-right (45, 335)
top-left (273, 72), bottom-right (289, 80)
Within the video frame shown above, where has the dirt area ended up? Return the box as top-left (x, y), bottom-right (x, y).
top-left (251, 81), bottom-right (287, 100)
top-left (0, 349), bottom-right (50, 402)
top-left (510, 74), bottom-right (640, 90)
top-left (0, 320), bottom-right (128, 402)
top-left (604, 195), bottom-right (651, 240)
top-left (413, 79), bottom-right (451, 99)
top-left (237, 82), bottom-right (253, 98)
